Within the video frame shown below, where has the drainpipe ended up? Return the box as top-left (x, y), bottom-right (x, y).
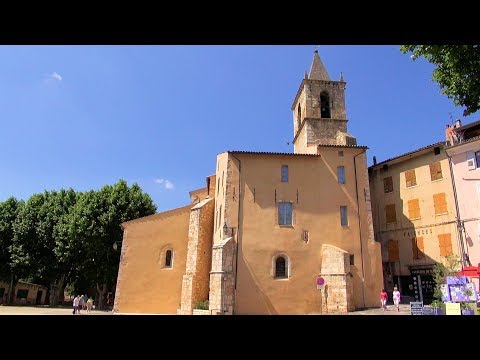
top-left (445, 150), bottom-right (467, 268)
top-left (353, 149), bottom-right (367, 308)
top-left (230, 153), bottom-right (242, 315)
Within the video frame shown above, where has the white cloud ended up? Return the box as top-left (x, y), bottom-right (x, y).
top-left (51, 72), bottom-right (62, 81)
top-left (154, 178), bottom-right (174, 190)
top-left (43, 72), bottom-right (63, 84)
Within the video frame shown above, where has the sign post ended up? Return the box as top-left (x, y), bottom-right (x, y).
top-left (316, 277), bottom-right (325, 314)
top-left (410, 301), bottom-right (424, 315)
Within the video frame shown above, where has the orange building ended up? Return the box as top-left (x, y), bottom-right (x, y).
top-left (114, 50), bottom-right (383, 314)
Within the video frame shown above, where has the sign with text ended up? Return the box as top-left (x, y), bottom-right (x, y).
top-left (410, 301), bottom-right (424, 315)
top-left (410, 268), bottom-right (434, 275)
top-left (445, 302), bottom-right (461, 315)
top-left (316, 277), bottom-right (325, 290)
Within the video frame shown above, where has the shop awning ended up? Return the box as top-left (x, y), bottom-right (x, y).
top-left (456, 265), bottom-right (480, 278)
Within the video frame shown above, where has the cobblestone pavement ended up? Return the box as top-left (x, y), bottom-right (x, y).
top-left (0, 304), bottom-right (412, 315)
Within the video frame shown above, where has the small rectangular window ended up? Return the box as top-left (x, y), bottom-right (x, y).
top-left (476, 151), bottom-right (480, 168)
top-left (429, 162), bottom-right (443, 181)
top-left (388, 240), bottom-right (400, 262)
top-left (337, 166), bottom-right (345, 184)
top-left (405, 169), bottom-right (417, 187)
top-left (438, 234), bottom-right (452, 257)
top-left (281, 165), bottom-right (289, 182)
top-left (349, 255), bottom-right (354, 265)
top-left (412, 237), bottom-right (425, 260)
top-left (407, 199), bottom-right (421, 220)
top-left (16, 289), bottom-right (29, 299)
top-left (383, 176), bottom-right (393, 193)
top-left (433, 193), bottom-right (447, 215)
top-left (338, 151), bottom-right (344, 157)
top-left (386, 204), bottom-right (396, 224)
top-left (278, 202), bottom-right (293, 226)
top-left (340, 206), bottom-right (348, 226)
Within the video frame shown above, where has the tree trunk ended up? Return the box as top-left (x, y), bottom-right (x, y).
top-left (49, 281), bottom-right (56, 306)
top-left (7, 277), bottom-right (17, 305)
top-left (96, 283), bottom-right (107, 310)
top-left (49, 274), bottom-right (66, 307)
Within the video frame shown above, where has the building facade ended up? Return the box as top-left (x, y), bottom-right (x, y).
top-left (369, 143), bottom-right (460, 304)
top-left (445, 119), bottom-right (480, 290)
top-left (114, 51), bottom-right (383, 314)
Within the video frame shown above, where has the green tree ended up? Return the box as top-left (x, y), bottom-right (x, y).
top-left (432, 254), bottom-right (461, 301)
top-left (400, 45), bottom-right (480, 116)
top-left (11, 189), bottom-right (79, 306)
top-left (0, 197), bottom-right (24, 304)
top-left (69, 180), bottom-right (156, 309)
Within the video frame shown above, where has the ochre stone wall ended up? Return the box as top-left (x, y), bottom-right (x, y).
top-left (114, 206), bottom-right (191, 314)
top-left (319, 244), bottom-right (354, 313)
top-left (208, 238), bottom-right (235, 314)
top-left (178, 198), bottom-right (214, 314)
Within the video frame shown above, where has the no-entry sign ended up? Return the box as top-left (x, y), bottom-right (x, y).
top-left (316, 276), bottom-right (325, 289)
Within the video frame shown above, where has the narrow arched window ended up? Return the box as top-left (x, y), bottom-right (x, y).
top-left (165, 250), bottom-right (173, 268)
top-left (275, 256), bottom-right (287, 279)
top-left (320, 91), bottom-right (331, 118)
top-left (297, 103), bottom-right (302, 130)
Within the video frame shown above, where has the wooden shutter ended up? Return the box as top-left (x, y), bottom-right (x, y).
top-left (429, 162), bottom-right (443, 181)
top-left (405, 169), bottom-right (417, 187)
top-left (386, 204), bottom-right (396, 223)
top-left (412, 237), bottom-right (425, 260)
top-left (388, 240), bottom-right (399, 262)
top-left (408, 199), bottom-right (420, 220)
top-left (434, 193), bottom-right (448, 215)
top-left (417, 237), bottom-right (424, 259)
top-left (438, 234), bottom-right (452, 257)
top-left (383, 176), bottom-right (393, 193)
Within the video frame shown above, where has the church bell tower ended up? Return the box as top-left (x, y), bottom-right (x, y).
top-left (291, 50), bottom-right (356, 154)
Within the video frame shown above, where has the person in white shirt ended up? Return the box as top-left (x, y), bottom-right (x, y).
top-left (73, 295), bottom-right (80, 315)
top-left (392, 287), bottom-right (401, 312)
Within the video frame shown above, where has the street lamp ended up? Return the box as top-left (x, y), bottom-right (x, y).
top-left (223, 222), bottom-right (235, 239)
top-left (112, 241), bottom-right (122, 251)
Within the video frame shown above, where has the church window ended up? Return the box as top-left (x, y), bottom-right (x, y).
top-left (340, 206), bottom-right (348, 226)
top-left (275, 256), bottom-right (288, 279)
top-left (320, 91), bottom-right (331, 118)
top-left (278, 202), bottom-right (293, 226)
top-left (337, 166), bottom-right (345, 184)
top-left (297, 103), bottom-right (301, 130)
top-left (165, 250), bottom-right (173, 268)
top-left (281, 165), bottom-right (289, 182)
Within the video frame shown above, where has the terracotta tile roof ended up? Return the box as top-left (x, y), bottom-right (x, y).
top-left (370, 141), bottom-right (444, 168)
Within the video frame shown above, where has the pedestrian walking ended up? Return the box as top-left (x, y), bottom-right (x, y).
top-left (380, 288), bottom-right (388, 311)
top-left (392, 286), bottom-right (401, 312)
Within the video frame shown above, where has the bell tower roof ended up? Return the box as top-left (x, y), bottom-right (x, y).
top-left (308, 50), bottom-right (330, 81)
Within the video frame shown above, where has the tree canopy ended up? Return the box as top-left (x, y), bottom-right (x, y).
top-left (401, 45), bottom-right (480, 116)
top-left (0, 180), bottom-right (156, 308)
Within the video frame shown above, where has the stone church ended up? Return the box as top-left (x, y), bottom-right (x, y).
top-left (114, 50), bottom-right (383, 314)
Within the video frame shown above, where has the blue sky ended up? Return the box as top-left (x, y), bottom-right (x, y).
top-left (0, 45), bottom-right (477, 212)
